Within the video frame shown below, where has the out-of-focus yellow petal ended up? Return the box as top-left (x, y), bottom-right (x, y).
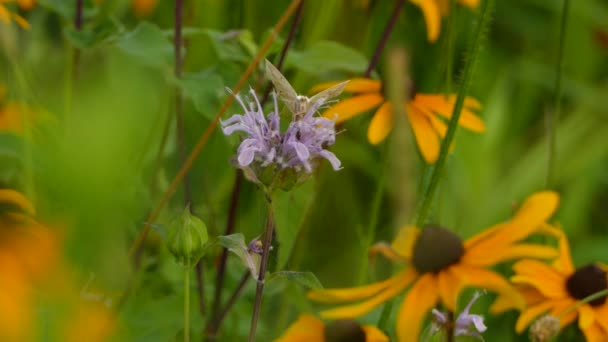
top-left (319, 270), bottom-right (416, 319)
top-left (551, 228), bottom-right (575, 274)
top-left (515, 301), bottom-right (554, 333)
top-left (407, 103), bottom-right (440, 163)
top-left (454, 264), bottom-right (525, 309)
top-left (367, 102), bottom-right (394, 144)
top-left (12, 13), bottom-right (29, 29)
top-left (511, 271), bottom-right (567, 299)
top-left (368, 242), bottom-right (406, 263)
top-left (390, 225), bottom-right (420, 260)
top-left (17, 0), bottom-right (36, 10)
top-left (362, 325), bottom-right (389, 342)
top-left (396, 273), bottom-right (439, 341)
top-left (0, 255), bottom-right (32, 341)
top-left (458, 0), bottom-right (480, 9)
top-left (307, 272), bottom-right (402, 303)
top-left (414, 94), bottom-right (485, 132)
top-left (274, 314), bottom-right (325, 342)
top-left (512, 191), bottom-right (560, 227)
top-left (438, 266), bottom-right (462, 311)
top-left (581, 322), bottom-right (608, 342)
top-left (578, 304), bottom-right (595, 330)
top-left (462, 242), bottom-right (557, 267)
top-left (132, 0), bottom-right (158, 17)
top-left (0, 6), bottom-right (11, 25)
top-left (0, 189), bottom-right (36, 216)
top-left (409, 0), bottom-right (441, 42)
top-left (550, 298), bottom-right (578, 328)
top-left (593, 303), bottom-right (608, 333)
top-left (321, 94), bottom-right (384, 124)
top-left (310, 78), bottom-right (381, 94)
top-left (64, 304), bottom-right (115, 342)
top-left (491, 285), bottom-right (545, 313)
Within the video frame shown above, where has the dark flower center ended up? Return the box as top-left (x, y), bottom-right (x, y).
top-left (412, 225), bottom-right (465, 274)
top-left (565, 264), bottom-right (608, 307)
top-left (324, 320), bottom-right (366, 342)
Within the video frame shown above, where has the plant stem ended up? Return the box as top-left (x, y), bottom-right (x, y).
top-left (128, 0), bottom-right (303, 260)
top-left (559, 288), bottom-right (608, 318)
top-left (73, 0), bottom-right (83, 80)
top-left (364, 0), bottom-right (405, 78)
top-left (184, 264), bottom-right (190, 342)
top-left (446, 310), bottom-right (454, 342)
top-left (546, 0), bottom-right (570, 189)
top-left (443, 0), bottom-right (457, 94)
top-left (214, 272), bottom-right (251, 334)
top-left (261, 0), bottom-right (305, 104)
top-left (248, 195), bottom-right (275, 342)
top-left (415, 0), bottom-right (494, 228)
top-left (377, 299), bottom-right (394, 331)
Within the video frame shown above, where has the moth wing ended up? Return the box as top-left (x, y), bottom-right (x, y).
top-left (265, 60), bottom-right (298, 110)
top-left (309, 80), bottom-right (350, 105)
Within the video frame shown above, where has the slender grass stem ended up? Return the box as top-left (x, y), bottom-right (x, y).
top-left (415, 0), bottom-right (495, 228)
top-left (377, 299), bottom-right (394, 330)
top-left (128, 0), bottom-right (303, 259)
top-left (248, 194), bottom-right (275, 342)
top-left (184, 263), bottom-right (191, 342)
top-left (364, 0), bottom-right (405, 78)
top-left (559, 288), bottom-right (608, 318)
top-left (546, 0), bottom-right (570, 188)
top-left (443, 0), bottom-right (457, 94)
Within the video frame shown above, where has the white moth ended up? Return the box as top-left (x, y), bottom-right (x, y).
top-left (265, 59), bottom-right (349, 119)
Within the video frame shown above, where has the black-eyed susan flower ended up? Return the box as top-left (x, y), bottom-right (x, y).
top-left (307, 191), bottom-right (560, 341)
top-left (311, 78), bottom-right (485, 163)
top-left (412, 0), bottom-right (479, 42)
top-left (492, 228), bottom-right (608, 341)
top-left (274, 314), bottom-right (388, 342)
top-left (0, 0), bottom-right (32, 29)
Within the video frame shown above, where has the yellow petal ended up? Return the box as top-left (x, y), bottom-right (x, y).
top-left (367, 102), bottom-right (394, 144)
top-left (307, 273), bottom-right (402, 304)
top-left (132, 0), bottom-right (159, 17)
top-left (438, 266), bottom-right (462, 311)
top-left (409, 0), bottom-right (441, 42)
top-left (581, 322), bottom-right (608, 342)
top-left (0, 6), bottom-right (10, 25)
top-left (414, 94), bottom-right (485, 132)
top-left (515, 301), bottom-right (554, 333)
top-left (490, 285), bottom-right (544, 313)
top-left (549, 298), bottom-right (578, 328)
top-left (593, 303), bottom-right (608, 333)
top-left (310, 78), bottom-right (382, 94)
top-left (319, 270), bottom-right (416, 319)
top-left (551, 229), bottom-right (575, 274)
top-left (273, 314), bottom-right (325, 342)
top-left (368, 242), bottom-right (406, 263)
top-left (12, 13), bottom-right (29, 29)
top-left (512, 191), bottom-right (560, 227)
top-left (457, 0), bottom-right (479, 9)
top-left (390, 225), bottom-right (420, 260)
top-left (396, 273), bottom-right (439, 342)
top-left (454, 264), bottom-right (524, 309)
top-left (17, 0), bottom-right (36, 10)
top-left (0, 189), bottom-right (35, 216)
top-left (321, 94), bottom-right (384, 124)
top-left (462, 243), bottom-right (558, 267)
top-left (362, 325), bottom-right (389, 342)
top-left (510, 265), bottom-right (567, 299)
top-left (407, 104), bottom-right (440, 163)
top-left (578, 304), bottom-right (595, 330)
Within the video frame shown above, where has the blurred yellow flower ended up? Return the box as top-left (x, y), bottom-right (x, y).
top-left (493, 228), bottom-right (608, 341)
top-left (311, 78), bottom-right (485, 163)
top-left (0, 85), bottom-right (48, 135)
top-left (307, 192), bottom-right (560, 342)
top-left (0, 189), bottom-right (115, 341)
top-left (274, 314), bottom-right (388, 342)
top-left (412, 0), bottom-right (479, 42)
top-left (0, 0), bottom-right (31, 29)
top-left (132, 0), bottom-right (158, 17)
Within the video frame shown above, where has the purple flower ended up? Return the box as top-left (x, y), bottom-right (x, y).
top-left (221, 89), bottom-right (341, 188)
top-left (430, 291), bottom-right (487, 340)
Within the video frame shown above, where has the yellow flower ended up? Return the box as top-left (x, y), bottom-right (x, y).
top-left (411, 0), bottom-right (479, 42)
top-left (132, 0), bottom-right (158, 17)
top-left (311, 78), bottom-right (485, 163)
top-left (0, 0), bottom-right (31, 29)
top-left (0, 85), bottom-right (49, 135)
top-left (274, 314), bottom-right (388, 342)
top-left (493, 228), bottom-right (608, 341)
top-left (307, 191), bottom-right (560, 342)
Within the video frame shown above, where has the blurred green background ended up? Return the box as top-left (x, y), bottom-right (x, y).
top-left (1, 0), bottom-right (607, 340)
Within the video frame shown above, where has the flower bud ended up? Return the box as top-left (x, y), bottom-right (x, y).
top-left (529, 315), bottom-right (560, 342)
top-left (167, 207), bottom-right (208, 267)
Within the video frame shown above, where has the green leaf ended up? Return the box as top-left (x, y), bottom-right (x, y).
top-left (272, 180), bottom-right (315, 268)
top-left (64, 18), bottom-right (122, 49)
top-left (115, 22), bottom-right (174, 68)
top-left (176, 69), bottom-right (224, 120)
top-left (286, 40), bottom-right (367, 74)
top-left (218, 233), bottom-right (260, 278)
top-left (267, 271), bottom-right (323, 290)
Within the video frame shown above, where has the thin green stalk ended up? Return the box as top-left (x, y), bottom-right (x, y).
top-left (546, 0), bottom-right (570, 188)
top-left (416, 0), bottom-right (495, 228)
top-left (377, 299), bottom-right (394, 331)
top-left (184, 263), bottom-right (191, 342)
top-left (559, 288), bottom-right (608, 318)
top-left (443, 0), bottom-right (457, 95)
top-left (357, 143), bottom-right (389, 285)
